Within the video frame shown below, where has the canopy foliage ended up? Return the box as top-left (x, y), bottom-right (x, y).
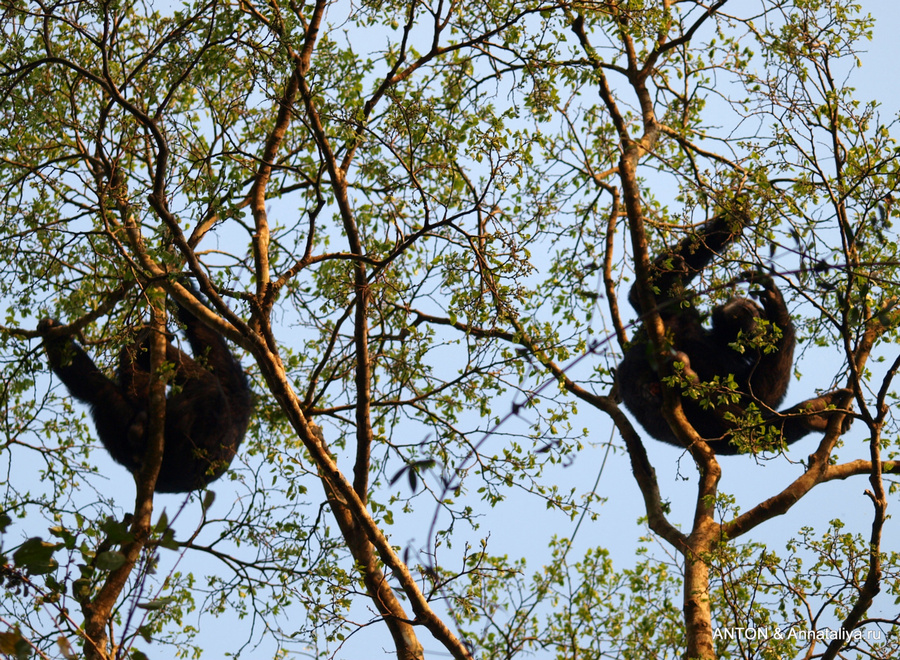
top-left (1, 1), bottom-right (899, 659)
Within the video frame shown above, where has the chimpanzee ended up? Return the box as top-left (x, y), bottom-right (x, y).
top-left (38, 297), bottom-right (252, 492)
top-left (617, 212), bottom-right (849, 454)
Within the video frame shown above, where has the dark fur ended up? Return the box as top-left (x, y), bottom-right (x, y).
top-left (617, 214), bottom-right (848, 454)
top-left (39, 302), bottom-right (252, 492)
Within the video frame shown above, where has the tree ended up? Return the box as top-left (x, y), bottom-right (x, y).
top-left (1, 0), bottom-right (899, 659)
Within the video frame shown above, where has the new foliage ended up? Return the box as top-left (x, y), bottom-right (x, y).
top-left (39, 297), bottom-right (252, 492)
top-left (617, 213), bottom-right (848, 454)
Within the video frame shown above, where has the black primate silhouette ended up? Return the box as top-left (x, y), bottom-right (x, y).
top-left (39, 299), bottom-right (252, 492)
top-left (617, 213), bottom-right (849, 454)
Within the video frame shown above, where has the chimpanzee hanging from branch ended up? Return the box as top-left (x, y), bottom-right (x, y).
top-left (39, 288), bottom-right (252, 493)
top-left (617, 211), bottom-right (850, 454)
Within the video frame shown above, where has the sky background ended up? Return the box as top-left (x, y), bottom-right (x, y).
top-left (10, 2), bottom-right (900, 658)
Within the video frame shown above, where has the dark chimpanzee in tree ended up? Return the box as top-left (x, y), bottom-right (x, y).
top-left (38, 294), bottom-right (252, 492)
top-left (617, 212), bottom-right (850, 454)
